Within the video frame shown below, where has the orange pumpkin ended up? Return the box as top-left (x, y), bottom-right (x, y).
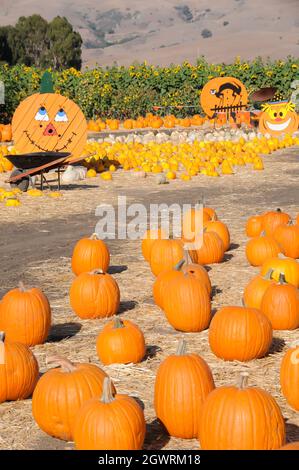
top-left (200, 77), bottom-right (248, 119)
top-left (141, 228), bottom-right (166, 262)
top-left (181, 261), bottom-right (212, 296)
top-left (259, 101), bottom-right (299, 137)
top-left (0, 331), bottom-right (39, 403)
top-left (1, 124), bottom-right (12, 142)
top-left (280, 342), bottom-right (299, 411)
top-left (12, 72), bottom-right (87, 158)
top-left (204, 218), bottom-right (230, 251)
top-left (96, 318), bottom-right (146, 365)
top-left (245, 215), bottom-right (264, 238)
top-left (154, 340), bottom-right (215, 439)
top-left (150, 238), bottom-right (184, 276)
top-left (261, 255), bottom-right (299, 287)
top-left (188, 231), bottom-right (225, 265)
top-left (73, 377), bottom-right (146, 450)
top-left (262, 208), bottom-right (290, 236)
top-left (199, 372), bottom-right (285, 449)
top-left (243, 269), bottom-right (275, 309)
top-left (71, 233), bottom-right (110, 275)
top-left (70, 270), bottom-right (120, 319)
top-left (209, 306), bottom-right (273, 361)
top-left (32, 356), bottom-right (112, 441)
top-left (245, 233), bottom-right (280, 267)
top-left (0, 282), bottom-right (51, 346)
top-left (163, 270), bottom-right (211, 332)
top-left (261, 274), bottom-right (299, 330)
top-left (274, 222), bottom-right (299, 259)
top-left (153, 259), bottom-right (185, 308)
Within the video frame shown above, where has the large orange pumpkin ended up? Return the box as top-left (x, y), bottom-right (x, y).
top-left (259, 101), bottom-right (299, 137)
top-left (199, 372), bottom-right (285, 449)
top-left (262, 208), bottom-right (290, 236)
top-left (153, 259), bottom-right (185, 308)
top-left (32, 355), bottom-right (112, 441)
top-left (181, 261), bottom-right (212, 296)
top-left (274, 222), bottom-right (299, 259)
top-left (96, 318), bottom-right (146, 365)
top-left (188, 231), bottom-right (225, 265)
top-left (209, 306), bottom-right (273, 361)
top-left (70, 270), bottom-right (120, 319)
top-left (0, 331), bottom-right (39, 403)
top-left (0, 282), bottom-right (51, 346)
top-left (204, 218), bottom-right (230, 251)
top-left (182, 204), bottom-right (216, 244)
top-left (12, 72), bottom-right (87, 158)
top-left (280, 342), bottom-right (299, 411)
top-left (245, 215), bottom-right (264, 238)
top-left (261, 274), bottom-right (299, 330)
top-left (245, 233), bottom-right (280, 267)
top-left (154, 340), bottom-right (215, 439)
top-left (71, 233), bottom-right (110, 275)
top-left (200, 77), bottom-right (248, 118)
top-left (261, 255), bottom-right (299, 287)
top-left (141, 228), bottom-right (166, 262)
top-left (73, 377), bottom-right (146, 450)
top-left (163, 271), bottom-right (211, 332)
top-left (149, 238), bottom-right (184, 276)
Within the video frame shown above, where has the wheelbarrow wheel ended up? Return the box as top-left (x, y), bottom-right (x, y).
top-left (10, 169), bottom-right (30, 192)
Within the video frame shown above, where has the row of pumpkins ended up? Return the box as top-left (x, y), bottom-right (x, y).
top-left (0, 206), bottom-right (299, 449)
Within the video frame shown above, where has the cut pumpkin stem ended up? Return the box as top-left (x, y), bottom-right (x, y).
top-left (47, 355), bottom-right (77, 372)
top-left (101, 377), bottom-right (115, 404)
top-left (176, 339), bottom-right (187, 356)
top-left (90, 233), bottom-right (99, 240)
top-left (114, 317), bottom-right (124, 329)
top-left (0, 332), bottom-right (5, 342)
top-left (239, 372), bottom-right (249, 389)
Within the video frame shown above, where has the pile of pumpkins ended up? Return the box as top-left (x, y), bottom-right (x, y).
top-left (0, 205), bottom-right (299, 450)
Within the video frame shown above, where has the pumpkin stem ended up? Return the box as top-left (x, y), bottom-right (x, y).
top-left (18, 281), bottom-right (27, 292)
top-left (114, 317), bottom-right (124, 329)
top-left (0, 332), bottom-right (5, 343)
top-left (278, 273), bottom-right (287, 285)
top-left (263, 269), bottom-right (274, 280)
top-left (90, 233), bottom-right (99, 240)
top-left (176, 339), bottom-right (187, 356)
top-left (47, 355), bottom-right (77, 372)
top-left (90, 269), bottom-right (105, 275)
top-left (239, 372), bottom-right (249, 389)
top-left (276, 208), bottom-right (282, 213)
top-left (174, 259), bottom-right (185, 271)
top-left (241, 298), bottom-right (246, 307)
top-left (101, 377), bottom-right (115, 404)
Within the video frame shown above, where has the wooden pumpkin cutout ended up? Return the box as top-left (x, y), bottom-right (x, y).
top-left (259, 101), bottom-right (299, 137)
top-left (200, 76), bottom-right (248, 119)
top-left (12, 72), bottom-right (87, 158)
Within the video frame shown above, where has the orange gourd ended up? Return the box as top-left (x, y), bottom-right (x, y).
top-left (262, 208), bottom-right (290, 236)
top-left (204, 218), bottom-right (230, 251)
top-left (150, 238), bottom-right (184, 276)
top-left (153, 259), bottom-right (185, 308)
top-left (209, 305), bottom-right (273, 361)
top-left (32, 356), bottom-right (112, 441)
top-left (245, 215), bottom-right (264, 238)
top-left (199, 372), bottom-right (285, 450)
top-left (245, 232), bottom-right (280, 267)
top-left (96, 318), bottom-right (146, 365)
top-left (71, 233), bottom-right (110, 275)
top-left (274, 222), bottom-right (299, 259)
top-left (181, 261), bottom-right (212, 295)
top-left (243, 269), bottom-right (275, 309)
top-left (261, 255), bottom-right (299, 287)
top-left (154, 340), bottom-right (215, 439)
top-left (73, 377), bottom-right (146, 450)
top-left (0, 332), bottom-right (39, 403)
top-left (280, 342), bottom-right (299, 411)
top-left (141, 228), bottom-right (165, 262)
top-left (163, 270), bottom-right (211, 332)
top-left (261, 274), bottom-right (299, 330)
top-left (0, 282), bottom-right (51, 346)
top-left (70, 270), bottom-right (120, 319)
top-left (188, 231), bottom-right (225, 265)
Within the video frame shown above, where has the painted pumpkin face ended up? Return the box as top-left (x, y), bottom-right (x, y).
top-left (259, 101), bottom-right (299, 137)
top-left (200, 77), bottom-right (248, 118)
top-left (12, 93), bottom-right (87, 157)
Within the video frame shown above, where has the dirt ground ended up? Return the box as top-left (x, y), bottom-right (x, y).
top-left (0, 146), bottom-right (298, 450)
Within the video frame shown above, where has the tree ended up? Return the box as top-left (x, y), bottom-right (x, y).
top-left (47, 17), bottom-right (82, 70)
top-left (0, 15), bottom-right (83, 70)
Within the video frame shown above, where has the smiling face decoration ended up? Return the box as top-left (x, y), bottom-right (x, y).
top-left (12, 72), bottom-right (87, 157)
top-left (200, 77), bottom-right (248, 118)
top-left (259, 101), bottom-right (299, 137)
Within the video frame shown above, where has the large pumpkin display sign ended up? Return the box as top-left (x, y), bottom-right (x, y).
top-left (259, 101), bottom-right (298, 137)
top-left (200, 76), bottom-right (248, 118)
top-left (12, 72), bottom-right (87, 158)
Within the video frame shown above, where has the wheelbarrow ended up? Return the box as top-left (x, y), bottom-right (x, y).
top-left (5, 152), bottom-right (72, 191)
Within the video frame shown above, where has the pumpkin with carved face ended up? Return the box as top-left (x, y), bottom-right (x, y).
top-left (259, 101), bottom-right (299, 137)
top-left (12, 73), bottom-right (87, 158)
top-left (200, 77), bottom-right (248, 118)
